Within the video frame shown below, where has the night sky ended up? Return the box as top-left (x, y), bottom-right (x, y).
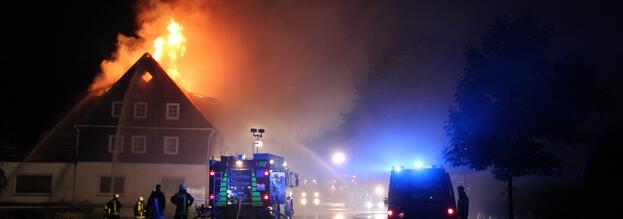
top-left (3, 1), bottom-right (136, 146)
top-left (3, 0), bottom-right (622, 164)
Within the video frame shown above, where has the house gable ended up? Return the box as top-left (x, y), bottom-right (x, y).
top-left (79, 53), bottom-right (213, 129)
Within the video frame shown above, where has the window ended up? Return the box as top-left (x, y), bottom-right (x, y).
top-left (99, 176), bottom-right (125, 194)
top-left (166, 103), bottom-right (180, 120)
top-left (134, 102), bottom-right (148, 118)
top-left (15, 174), bottom-right (52, 194)
top-left (111, 101), bottom-right (123, 118)
top-left (164, 136), bottom-right (179, 155)
top-left (109, 135), bottom-right (124, 153)
top-left (142, 72), bottom-right (153, 82)
top-left (161, 177), bottom-right (185, 194)
top-left (131, 135), bottom-right (147, 154)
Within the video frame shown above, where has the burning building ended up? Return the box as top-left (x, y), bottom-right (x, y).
top-left (0, 53), bottom-right (219, 217)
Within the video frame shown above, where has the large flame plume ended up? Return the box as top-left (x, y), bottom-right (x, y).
top-left (152, 19), bottom-right (191, 91)
top-left (92, 16), bottom-right (192, 92)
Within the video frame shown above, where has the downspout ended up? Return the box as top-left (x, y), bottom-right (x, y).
top-left (72, 125), bottom-right (80, 205)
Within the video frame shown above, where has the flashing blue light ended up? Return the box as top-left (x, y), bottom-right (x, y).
top-left (392, 165), bottom-right (403, 172)
top-left (414, 161), bottom-right (424, 169)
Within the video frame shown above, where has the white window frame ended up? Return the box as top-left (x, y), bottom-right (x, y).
top-left (166, 103), bottom-right (180, 120)
top-left (134, 102), bottom-right (148, 119)
top-left (111, 101), bottom-right (123, 118)
top-left (108, 135), bottom-right (124, 153)
top-left (131, 135), bottom-right (147, 154)
top-left (163, 136), bottom-right (179, 155)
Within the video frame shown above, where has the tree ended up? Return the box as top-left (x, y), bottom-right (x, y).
top-left (444, 15), bottom-right (603, 219)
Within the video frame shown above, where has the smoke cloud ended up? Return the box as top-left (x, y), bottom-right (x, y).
top-left (91, 0), bottom-right (390, 174)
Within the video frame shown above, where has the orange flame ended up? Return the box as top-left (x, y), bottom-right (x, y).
top-left (152, 19), bottom-right (192, 91)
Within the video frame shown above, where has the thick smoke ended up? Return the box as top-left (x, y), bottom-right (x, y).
top-left (92, 0), bottom-right (388, 175)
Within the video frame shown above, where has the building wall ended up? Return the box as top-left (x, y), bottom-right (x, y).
top-left (1, 161), bottom-right (208, 214)
top-left (0, 162), bottom-right (75, 204)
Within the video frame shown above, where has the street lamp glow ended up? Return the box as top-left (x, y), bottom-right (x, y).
top-left (414, 161), bottom-right (424, 169)
top-left (331, 152), bottom-right (346, 164)
top-left (253, 140), bottom-right (263, 148)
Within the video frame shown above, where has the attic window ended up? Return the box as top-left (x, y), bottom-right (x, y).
top-left (142, 72), bottom-right (153, 82)
top-left (111, 101), bottom-right (123, 118)
top-left (134, 102), bottom-right (148, 119)
top-left (166, 103), bottom-right (180, 120)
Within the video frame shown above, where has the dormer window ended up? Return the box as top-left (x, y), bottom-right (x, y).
top-left (134, 102), bottom-right (148, 119)
top-left (166, 103), bottom-right (180, 120)
top-left (111, 101), bottom-right (123, 118)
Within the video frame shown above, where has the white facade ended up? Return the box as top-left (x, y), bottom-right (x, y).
top-left (1, 162), bottom-right (208, 216)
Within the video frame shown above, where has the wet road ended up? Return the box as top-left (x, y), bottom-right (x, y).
top-left (296, 206), bottom-right (387, 219)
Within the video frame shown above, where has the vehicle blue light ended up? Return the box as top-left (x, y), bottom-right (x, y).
top-left (392, 165), bottom-right (403, 172)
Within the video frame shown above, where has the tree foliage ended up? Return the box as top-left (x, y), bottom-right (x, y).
top-left (444, 15), bottom-right (603, 180)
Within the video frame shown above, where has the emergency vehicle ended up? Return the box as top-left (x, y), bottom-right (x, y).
top-left (386, 166), bottom-right (457, 219)
top-left (208, 153), bottom-right (299, 219)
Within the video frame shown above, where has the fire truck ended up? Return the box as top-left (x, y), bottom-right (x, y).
top-left (208, 153), bottom-right (299, 219)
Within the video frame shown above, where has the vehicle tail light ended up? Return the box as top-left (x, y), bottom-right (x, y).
top-left (263, 194), bottom-right (269, 200)
top-left (398, 212), bottom-right (405, 218)
top-left (387, 210), bottom-right (393, 216)
top-left (264, 170), bottom-right (270, 176)
top-left (209, 171), bottom-right (215, 176)
top-left (209, 194), bottom-right (214, 200)
top-left (447, 208), bottom-right (454, 215)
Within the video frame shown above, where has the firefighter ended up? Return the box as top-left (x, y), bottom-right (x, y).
top-left (457, 186), bottom-right (469, 219)
top-left (285, 195), bottom-right (294, 218)
top-left (170, 184), bottom-right (194, 219)
top-left (134, 196), bottom-right (147, 219)
top-left (106, 194), bottom-right (122, 219)
top-left (147, 184), bottom-right (166, 219)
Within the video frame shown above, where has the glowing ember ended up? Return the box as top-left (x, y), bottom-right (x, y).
top-left (152, 19), bottom-right (191, 91)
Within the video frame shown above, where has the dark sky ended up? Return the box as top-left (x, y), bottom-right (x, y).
top-left (2, 0), bottom-right (621, 159)
top-left (2, 0), bottom-right (136, 146)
